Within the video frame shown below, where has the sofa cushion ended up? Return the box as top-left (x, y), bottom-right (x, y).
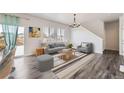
top-left (81, 42), bottom-right (88, 48)
top-left (54, 47), bottom-right (64, 51)
top-left (48, 48), bottom-right (57, 53)
top-left (78, 47), bottom-right (86, 51)
top-left (48, 47), bottom-right (62, 51)
top-left (58, 47), bottom-right (65, 50)
top-left (45, 42), bottom-right (66, 54)
top-left (55, 43), bottom-right (65, 47)
top-left (60, 43), bottom-right (65, 47)
top-left (48, 43), bottom-right (55, 48)
top-left (54, 43), bottom-right (59, 47)
top-left (47, 47), bottom-right (65, 53)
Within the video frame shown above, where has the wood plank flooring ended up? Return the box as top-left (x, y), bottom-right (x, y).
top-left (73, 51), bottom-right (124, 79)
top-left (11, 51), bottom-right (124, 79)
top-left (11, 56), bottom-right (57, 79)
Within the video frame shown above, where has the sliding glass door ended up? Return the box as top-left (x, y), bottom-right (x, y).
top-left (0, 23), bottom-right (24, 57)
top-left (15, 27), bottom-right (24, 57)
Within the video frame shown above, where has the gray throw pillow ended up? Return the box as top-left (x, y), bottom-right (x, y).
top-left (48, 44), bottom-right (55, 48)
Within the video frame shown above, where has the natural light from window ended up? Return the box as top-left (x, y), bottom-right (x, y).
top-left (0, 24), bottom-right (24, 57)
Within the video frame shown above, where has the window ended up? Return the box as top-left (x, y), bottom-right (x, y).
top-left (43, 26), bottom-right (65, 42)
top-left (0, 24), bottom-right (24, 56)
top-left (57, 28), bottom-right (61, 37)
top-left (57, 28), bottom-right (65, 41)
top-left (43, 27), bottom-right (49, 37)
top-left (61, 29), bottom-right (65, 41)
top-left (49, 27), bottom-right (55, 38)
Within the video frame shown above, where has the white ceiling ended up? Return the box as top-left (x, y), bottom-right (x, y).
top-left (29, 13), bottom-right (122, 25)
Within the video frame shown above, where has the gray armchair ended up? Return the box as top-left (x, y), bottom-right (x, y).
top-left (77, 42), bottom-right (93, 54)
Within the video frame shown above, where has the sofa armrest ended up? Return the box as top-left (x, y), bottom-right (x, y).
top-left (77, 45), bottom-right (81, 48)
top-left (44, 48), bottom-right (49, 54)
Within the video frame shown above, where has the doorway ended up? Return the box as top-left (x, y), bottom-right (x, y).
top-left (104, 20), bottom-right (119, 53)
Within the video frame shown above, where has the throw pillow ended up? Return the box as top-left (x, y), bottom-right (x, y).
top-left (81, 43), bottom-right (87, 47)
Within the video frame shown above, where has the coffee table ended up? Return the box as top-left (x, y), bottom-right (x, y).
top-left (58, 49), bottom-right (76, 61)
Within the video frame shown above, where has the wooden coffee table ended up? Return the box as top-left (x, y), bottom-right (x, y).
top-left (58, 49), bottom-right (76, 61)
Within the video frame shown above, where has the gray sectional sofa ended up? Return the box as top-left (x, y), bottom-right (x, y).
top-left (44, 43), bottom-right (66, 54)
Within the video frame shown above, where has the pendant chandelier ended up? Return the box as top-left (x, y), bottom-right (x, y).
top-left (69, 14), bottom-right (80, 28)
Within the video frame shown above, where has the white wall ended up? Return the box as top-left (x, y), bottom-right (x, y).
top-left (82, 20), bottom-right (105, 49)
top-left (105, 21), bottom-right (119, 51)
top-left (71, 26), bottom-right (103, 54)
top-left (119, 15), bottom-right (124, 55)
top-left (0, 14), bottom-right (71, 55)
top-left (21, 14), bottom-right (71, 55)
top-left (82, 20), bottom-right (105, 39)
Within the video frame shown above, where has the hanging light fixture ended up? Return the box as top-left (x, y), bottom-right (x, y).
top-left (69, 14), bottom-right (80, 28)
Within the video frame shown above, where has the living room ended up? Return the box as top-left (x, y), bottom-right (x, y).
top-left (5, 13), bottom-right (121, 55)
top-left (1, 0), bottom-right (124, 93)
top-left (0, 13), bottom-right (124, 79)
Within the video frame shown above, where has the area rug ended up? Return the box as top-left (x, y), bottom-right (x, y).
top-left (53, 54), bottom-right (95, 79)
top-left (52, 51), bottom-right (88, 73)
top-left (53, 51), bottom-right (84, 67)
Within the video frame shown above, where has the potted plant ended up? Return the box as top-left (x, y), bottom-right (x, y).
top-left (67, 43), bottom-right (73, 49)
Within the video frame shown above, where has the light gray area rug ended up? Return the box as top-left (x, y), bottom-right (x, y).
top-left (53, 52), bottom-right (84, 67)
top-left (53, 54), bottom-right (95, 79)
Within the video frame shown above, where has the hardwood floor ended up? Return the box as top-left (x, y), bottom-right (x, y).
top-left (73, 51), bottom-right (124, 79)
top-left (12, 56), bottom-right (57, 79)
top-left (11, 51), bottom-right (124, 79)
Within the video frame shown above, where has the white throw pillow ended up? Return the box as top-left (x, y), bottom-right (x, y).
top-left (81, 43), bottom-right (87, 47)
